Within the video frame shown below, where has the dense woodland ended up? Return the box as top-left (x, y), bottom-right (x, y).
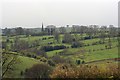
top-left (1, 25), bottom-right (120, 78)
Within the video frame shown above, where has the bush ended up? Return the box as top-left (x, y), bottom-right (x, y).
top-left (48, 60), bottom-right (55, 66)
top-left (40, 57), bottom-right (47, 63)
top-left (25, 68), bottom-right (28, 73)
top-left (2, 42), bottom-right (6, 49)
top-left (71, 42), bottom-right (84, 48)
top-left (48, 37), bottom-right (54, 39)
top-left (31, 55), bottom-right (37, 58)
top-left (92, 42), bottom-right (98, 45)
top-left (26, 53), bottom-right (32, 57)
top-left (48, 42), bottom-right (53, 44)
top-left (25, 64), bottom-right (52, 78)
top-left (84, 36), bottom-right (91, 40)
top-left (88, 49), bottom-right (91, 52)
top-left (50, 63), bottom-right (120, 78)
top-left (52, 55), bottom-right (67, 64)
top-left (20, 71), bottom-right (24, 76)
top-left (6, 38), bottom-right (9, 42)
top-left (42, 37), bottom-right (47, 40)
top-left (41, 46), bottom-right (54, 52)
top-left (71, 42), bottom-right (78, 48)
top-left (105, 45), bottom-right (108, 49)
top-left (76, 60), bottom-right (81, 65)
top-left (36, 50), bottom-right (47, 57)
top-left (62, 40), bottom-right (66, 43)
top-left (82, 60), bottom-right (85, 64)
top-left (93, 49), bottom-right (95, 51)
top-left (99, 41), bottom-right (104, 44)
top-left (50, 63), bottom-right (76, 78)
top-left (54, 45), bottom-right (66, 50)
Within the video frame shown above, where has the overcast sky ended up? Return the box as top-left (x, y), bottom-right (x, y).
top-left (1, 0), bottom-right (119, 28)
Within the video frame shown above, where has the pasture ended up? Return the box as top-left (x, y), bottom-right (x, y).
top-left (2, 33), bottom-right (119, 78)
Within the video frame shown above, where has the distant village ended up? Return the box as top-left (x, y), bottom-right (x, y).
top-left (1, 23), bottom-right (118, 36)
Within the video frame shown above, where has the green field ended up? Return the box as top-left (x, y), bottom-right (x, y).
top-left (4, 54), bottom-right (40, 78)
top-left (2, 34), bottom-right (119, 78)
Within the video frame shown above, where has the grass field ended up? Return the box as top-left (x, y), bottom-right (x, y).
top-left (2, 34), bottom-right (119, 78)
top-left (4, 54), bottom-right (40, 78)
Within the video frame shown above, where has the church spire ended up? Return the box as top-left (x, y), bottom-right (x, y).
top-left (42, 22), bottom-right (44, 31)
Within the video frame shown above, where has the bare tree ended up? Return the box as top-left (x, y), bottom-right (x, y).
top-left (59, 27), bottom-right (66, 34)
top-left (15, 27), bottom-right (24, 35)
top-left (63, 33), bottom-right (73, 43)
top-left (86, 26), bottom-right (94, 38)
top-left (2, 52), bottom-right (19, 77)
top-left (12, 37), bottom-right (29, 51)
top-left (109, 25), bottom-right (117, 40)
top-left (92, 25), bottom-right (99, 36)
top-left (99, 26), bottom-right (107, 43)
top-left (4, 28), bottom-right (11, 36)
top-left (54, 31), bottom-right (60, 43)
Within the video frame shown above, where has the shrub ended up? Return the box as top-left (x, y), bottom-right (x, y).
top-left (42, 37), bottom-right (47, 40)
top-left (25, 64), bottom-right (52, 78)
top-left (6, 38), bottom-right (9, 42)
top-left (92, 42), bottom-right (98, 45)
top-left (93, 49), bottom-right (95, 51)
top-left (26, 53), bottom-right (32, 57)
top-left (40, 57), bottom-right (47, 63)
top-left (99, 41), bottom-right (104, 44)
top-left (36, 50), bottom-right (47, 57)
top-left (41, 46), bottom-right (54, 52)
top-left (48, 37), bottom-right (54, 39)
top-left (62, 40), bottom-right (66, 43)
top-left (76, 60), bottom-right (81, 65)
top-left (20, 71), bottom-right (24, 76)
top-left (81, 60), bottom-right (85, 64)
top-left (88, 49), bottom-right (91, 52)
top-left (100, 48), bottom-right (104, 50)
top-left (50, 63), bottom-right (76, 78)
top-left (54, 45), bottom-right (66, 50)
top-left (48, 42), bottom-right (53, 44)
top-left (2, 42), bottom-right (6, 49)
top-left (48, 60), bottom-right (55, 66)
top-left (71, 42), bottom-right (84, 48)
top-left (25, 68), bottom-right (28, 73)
top-left (50, 63), bottom-right (120, 78)
top-left (52, 55), bottom-right (67, 64)
top-left (31, 55), bottom-right (37, 58)
top-left (87, 44), bottom-right (90, 46)
top-left (84, 36), bottom-right (91, 40)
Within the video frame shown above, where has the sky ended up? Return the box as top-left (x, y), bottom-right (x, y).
top-left (1, 0), bottom-right (120, 28)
